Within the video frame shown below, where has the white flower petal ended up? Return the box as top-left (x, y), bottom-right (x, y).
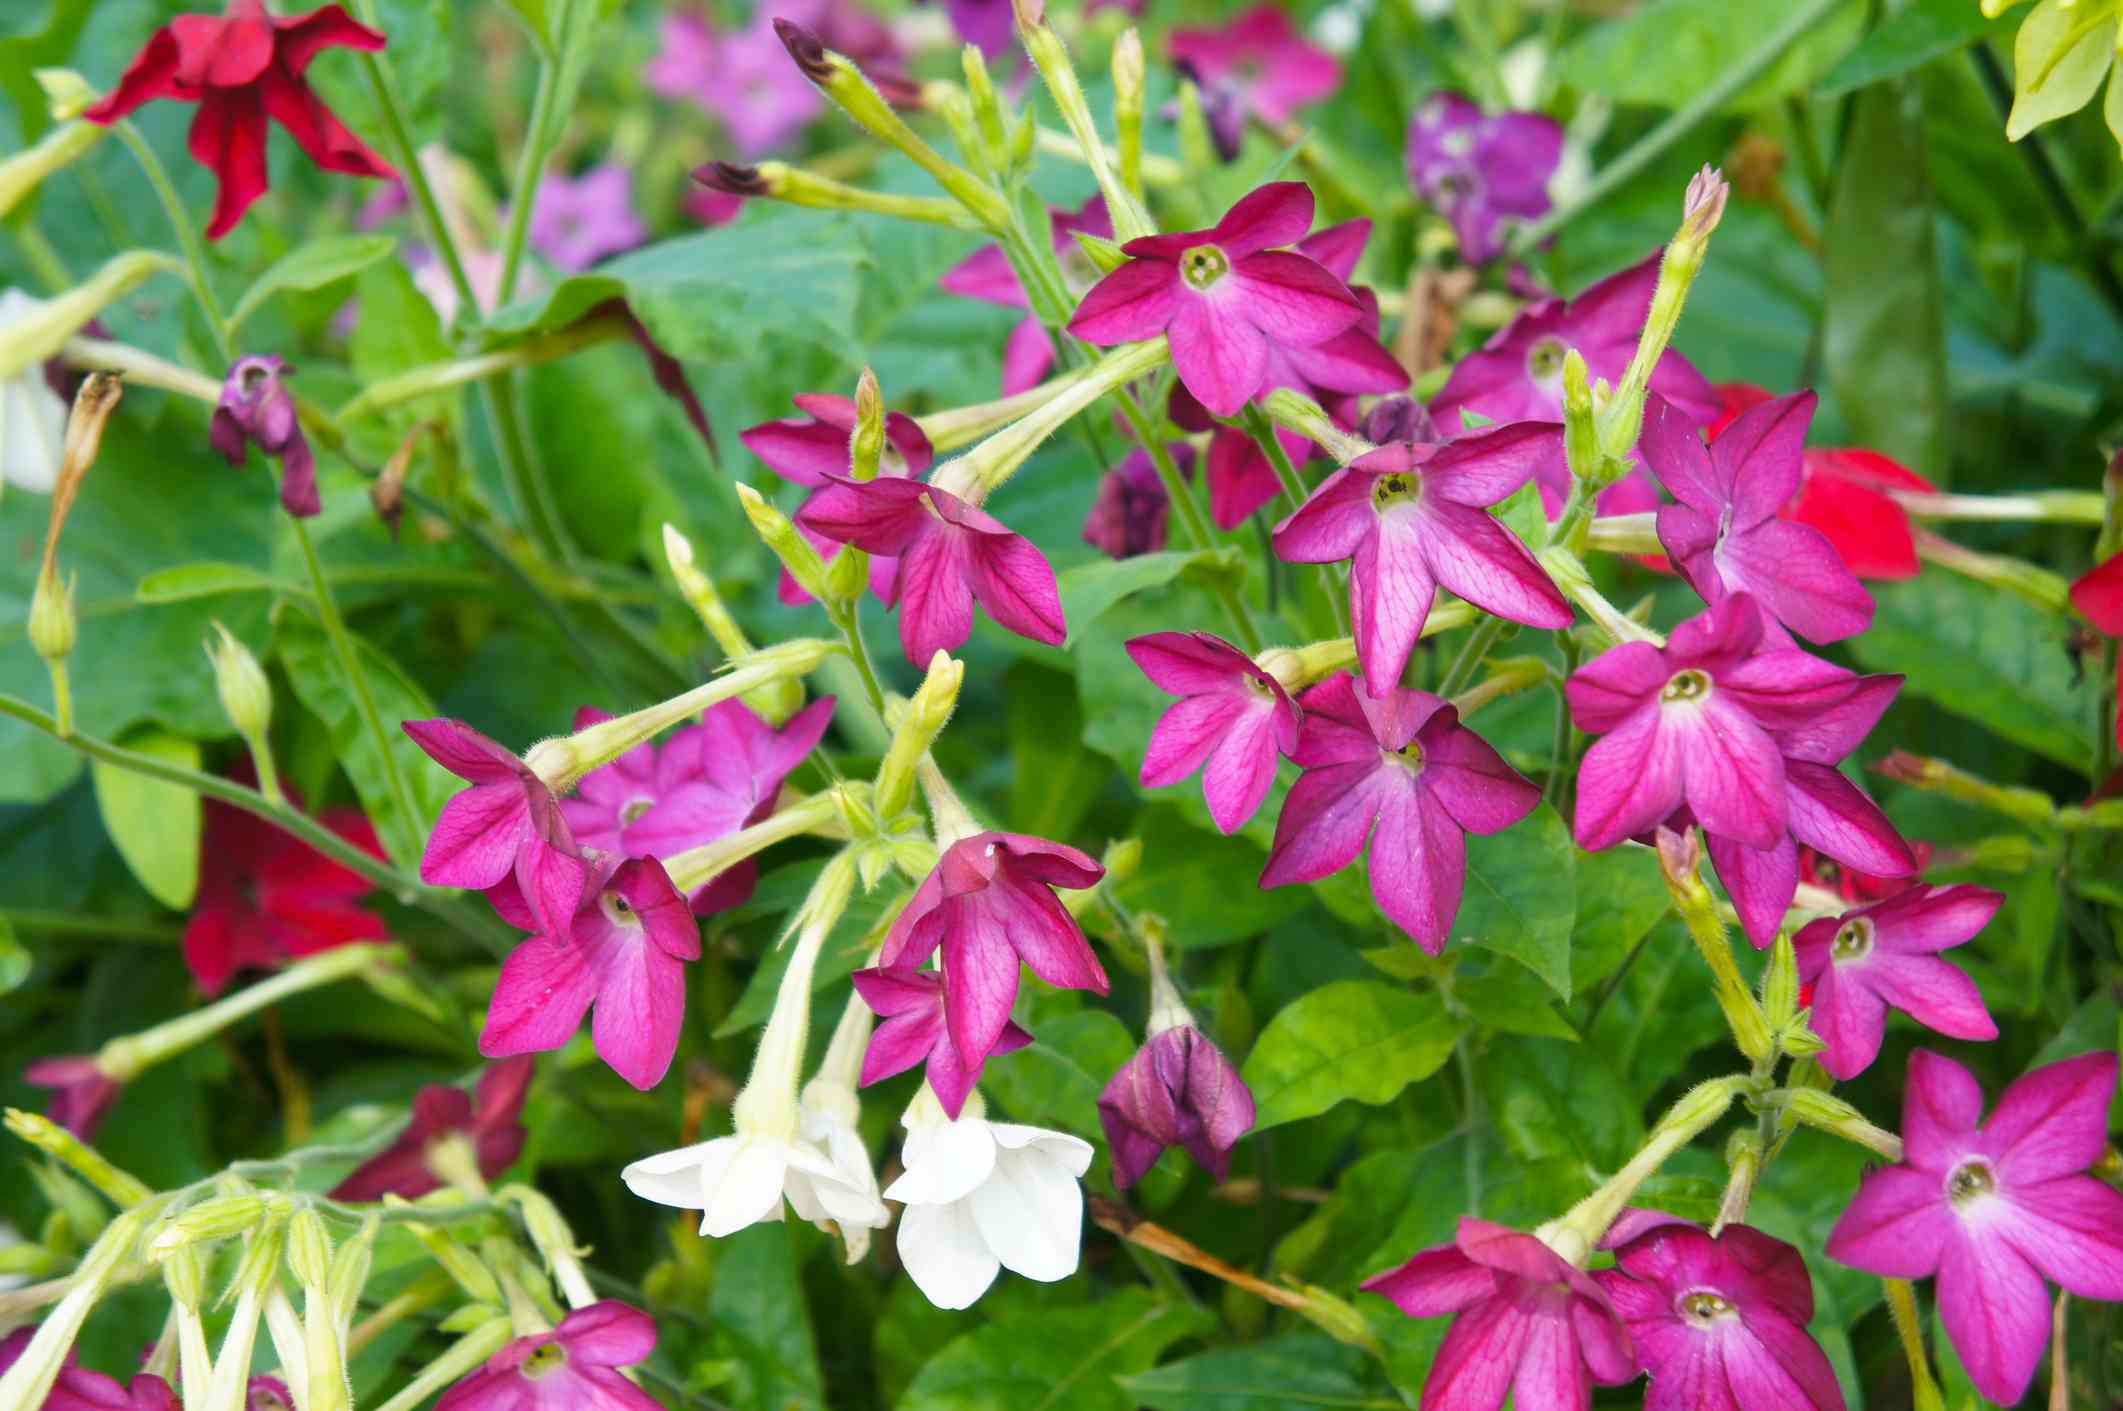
top-left (0, 376), bottom-right (65, 494)
top-left (700, 1137), bottom-right (792, 1237)
top-left (968, 1147), bottom-right (1083, 1284)
top-left (883, 1117), bottom-right (997, 1207)
top-left (621, 1138), bottom-right (733, 1211)
top-left (987, 1122), bottom-right (1095, 1178)
top-left (897, 1198), bottom-right (1001, 1310)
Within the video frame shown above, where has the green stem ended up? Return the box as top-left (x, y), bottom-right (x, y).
top-left (113, 123), bottom-right (231, 362)
top-left (1884, 1276), bottom-right (1947, 1411)
top-left (352, 45), bottom-right (476, 315)
top-left (1241, 404), bottom-right (1309, 517)
top-left (831, 603), bottom-right (891, 722)
top-left (1114, 391), bottom-right (1262, 654)
top-left (1437, 616), bottom-right (1506, 698)
top-left (1, 909), bottom-right (181, 942)
top-left (1513, 0), bottom-right (1847, 252)
top-left (496, 32), bottom-right (564, 305)
top-left (481, 376), bottom-right (575, 563)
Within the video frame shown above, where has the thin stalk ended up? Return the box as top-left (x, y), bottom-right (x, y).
top-left (1884, 1277), bottom-right (1947, 1411)
top-left (1437, 616), bottom-right (1506, 698)
top-left (830, 601), bottom-right (890, 721)
top-left (496, 27), bottom-right (564, 304)
top-left (347, 18), bottom-right (476, 314)
top-left (482, 375), bottom-right (575, 564)
top-left (1240, 405), bottom-right (1309, 517)
top-left (1114, 391), bottom-right (1262, 654)
top-left (113, 123), bottom-right (231, 361)
top-left (1, 909), bottom-right (181, 942)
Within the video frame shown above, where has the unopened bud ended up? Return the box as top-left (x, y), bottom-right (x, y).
top-left (328, 1216), bottom-right (377, 1324)
top-left (1100, 836), bottom-right (1142, 887)
top-left (1561, 348), bottom-right (1600, 488)
top-left (34, 69), bottom-right (97, 122)
top-left (876, 652), bottom-right (964, 821)
top-left (162, 1242), bottom-right (207, 1309)
top-left (0, 117), bottom-right (102, 221)
top-left (852, 368), bottom-right (885, 482)
top-left (1783, 1087), bottom-right (1902, 1160)
top-left (28, 567), bottom-right (75, 664)
top-left (154, 1194), bottom-right (268, 1254)
top-left (396, 1210), bottom-right (504, 1306)
top-left (287, 1209), bottom-right (333, 1289)
top-left (1113, 29), bottom-right (1145, 112)
top-left (962, 46), bottom-right (1008, 161)
top-left (0, 251), bottom-right (170, 381)
top-left (1760, 934), bottom-right (1799, 1031)
top-left (833, 780), bottom-right (880, 838)
top-left (735, 482), bottom-right (832, 602)
top-left (1293, 1283), bottom-right (1382, 1355)
top-left (1675, 165), bottom-right (1729, 262)
top-left (1114, 28), bottom-right (1145, 198)
top-left (1780, 1022), bottom-right (1827, 1058)
top-left (1074, 231), bottom-right (1128, 274)
top-left (206, 622), bottom-right (273, 740)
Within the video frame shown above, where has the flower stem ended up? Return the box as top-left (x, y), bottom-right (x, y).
top-left (829, 601), bottom-right (891, 722)
top-left (112, 122), bottom-right (231, 362)
top-left (347, 31), bottom-right (477, 315)
top-left (1884, 1277), bottom-right (1947, 1411)
top-left (1111, 389), bottom-right (1264, 654)
top-left (372, 1318), bottom-right (514, 1411)
top-left (496, 40), bottom-right (563, 306)
top-left (1895, 489), bottom-right (2107, 525)
top-left (1436, 615), bottom-right (1507, 698)
top-left (1240, 404), bottom-right (1309, 518)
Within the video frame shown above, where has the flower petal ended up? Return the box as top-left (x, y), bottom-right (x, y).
top-left (896, 1197), bottom-right (1002, 1310)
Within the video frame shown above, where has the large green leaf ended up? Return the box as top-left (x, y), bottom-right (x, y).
top-left (707, 1223), bottom-right (825, 1411)
top-left (1476, 1034), bottom-right (1642, 1171)
top-left (980, 1008), bottom-right (1138, 1138)
top-left (1116, 806), bottom-right (1310, 948)
top-left (1055, 549), bottom-right (1239, 646)
top-left (1558, 0), bottom-right (1865, 112)
top-left (1123, 1333), bottom-right (1398, 1410)
top-left (228, 235), bottom-right (398, 330)
top-left (902, 1291), bottom-right (1210, 1411)
top-left (1006, 660), bottom-right (1107, 845)
top-left (90, 727), bottom-right (202, 911)
top-left (1242, 980), bottom-right (1464, 1130)
top-left (1452, 803), bottom-right (1577, 997)
top-left (1817, 0), bottom-right (2015, 98)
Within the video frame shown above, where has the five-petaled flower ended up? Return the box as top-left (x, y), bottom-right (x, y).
top-left (329, 1056), bottom-right (535, 1201)
top-left (85, 0), bottom-right (396, 239)
top-left (1793, 884), bottom-right (2002, 1081)
top-left (1405, 93), bottom-right (1565, 265)
top-left (1168, 6), bottom-right (1342, 159)
top-left (1827, 1050), bottom-right (2123, 1406)
top-left (1263, 674), bottom-right (1540, 949)
top-left (435, 1301), bottom-right (664, 1411)
top-left (1098, 1021), bottom-right (1254, 1188)
top-left (1127, 630), bottom-right (1301, 834)
top-left (743, 392), bottom-right (935, 605)
top-left (621, 1104), bottom-right (889, 1239)
top-left (852, 964), bottom-right (1030, 1119)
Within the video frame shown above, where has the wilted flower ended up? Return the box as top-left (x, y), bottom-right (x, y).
top-left (435, 1301), bottom-right (664, 1411)
top-left (211, 355), bottom-right (320, 518)
top-left (1405, 92), bottom-right (1565, 264)
top-left (329, 1056), bottom-right (535, 1201)
top-left (1828, 1050), bottom-right (2123, 1406)
top-left (527, 164), bottom-right (647, 272)
top-left (1263, 674), bottom-right (1540, 949)
top-left (1792, 885), bottom-right (2002, 1081)
top-left (83, 0), bottom-right (395, 238)
top-left (1083, 446), bottom-right (1181, 559)
top-left (940, 197), bottom-right (1113, 394)
top-left (852, 964), bottom-right (1031, 1118)
top-left (1070, 182), bottom-right (1362, 418)
top-left (1098, 945), bottom-right (1253, 1186)
top-left (0, 289), bottom-right (66, 494)
top-left (1127, 630), bottom-right (1301, 833)
top-left (1169, 7), bottom-right (1342, 158)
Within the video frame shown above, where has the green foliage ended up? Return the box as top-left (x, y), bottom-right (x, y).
top-left (1242, 981), bottom-right (1465, 1129)
top-left (900, 1290), bottom-right (1210, 1411)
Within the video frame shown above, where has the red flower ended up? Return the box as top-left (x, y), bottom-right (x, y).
top-left (1708, 382), bottom-right (1936, 581)
top-left (183, 776), bottom-right (388, 995)
top-left (84, 0), bottom-right (396, 239)
top-left (329, 1056), bottom-right (534, 1201)
top-left (2071, 551), bottom-right (2123, 751)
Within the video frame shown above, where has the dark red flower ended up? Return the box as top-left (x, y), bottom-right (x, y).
top-left (182, 774), bottom-right (388, 996)
top-left (329, 1056), bottom-right (534, 1201)
top-left (2071, 551), bottom-right (2123, 752)
top-left (83, 0), bottom-right (396, 239)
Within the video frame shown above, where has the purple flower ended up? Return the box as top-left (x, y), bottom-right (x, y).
top-left (939, 0), bottom-right (1013, 56)
top-left (247, 1377), bottom-right (296, 1411)
top-left (402, 717), bottom-right (591, 940)
top-left (1098, 1023), bottom-right (1254, 1187)
top-left (435, 1300), bottom-right (663, 1411)
top-left (877, 832), bottom-right (1107, 1109)
top-left (480, 856), bottom-right (700, 1091)
top-left (741, 392), bottom-right (934, 605)
top-left (941, 197), bottom-right (1113, 394)
top-left (559, 697), bottom-right (834, 911)
top-left (1127, 630), bottom-right (1301, 833)
top-left (46, 1370), bottom-right (180, 1411)
top-left (852, 964), bottom-right (1031, 1117)
top-left (1793, 885), bottom-right (2002, 1081)
top-left (1645, 390), bottom-right (1874, 644)
top-left (329, 1056), bottom-right (534, 1201)
top-left (211, 355), bottom-right (319, 518)
top-left (798, 477), bottom-right (1066, 665)
top-left (1827, 1050), bottom-right (2123, 1406)
top-left (713, 18), bottom-right (832, 154)
top-left (1262, 674), bottom-right (1540, 950)
top-left (1069, 182), bottom-right (1362, 418)
top-left (1406, 93), bottom-right (1564, 265)
top-left (1362, 1217), bottom-right (1635, 1411)
top-left (1083, 446), bottom-right (1183, 559)
top-left (23, 1055), bottom-right (121, 1140)
top-left (1273, 421), bottom-right (1572, 695)
top-left (1169, 6), bottom-right (1341, 157)
top-left (645, 11), bottom-right (716, 102)
top-left (527, 165), bottom-right (647, 272)
top-left (1597, 1220), bottom-right (1846, 1411)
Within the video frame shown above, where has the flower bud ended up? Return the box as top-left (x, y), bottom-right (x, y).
top-left (1073, 230), bottom-right (1128, 275)
top-left (1016, 0), bottom-right (1155, 242)
top-left (152, 1194), bottom-right (269, 1253)
top-left (0, 118), bottom-right (103, 222)
top-left (328, 1216), bottom-right (377, 1325)
top-left (962, 45), bottom-right (1009, 164)
top-left (851, 368), bottom-right (885, 482)
top-left (1760, 933), bottom-right (1799, 1032)
top-left (1113, 29), bottom-right (1145, 198)
top-left (693, 159), bottom-right (981, 230)
top-left (1561, 347), bottom-right (1600, 488)
top-left (35, 69), bottom-right (98, 122)
top-left (27, 565), bottom-right (75, 665)
top-left (875, 652), bottom-right (964, 822)
top-left (206, 621), bottom-right (273, 741)
top-left (162, 1241), bottom-right (207, 1309)
top-left (0, 251), bottom-right (172, 381)
top-left (1359, 395), bottom-right (1435, 446)
top-left (287, 1208), bottom-right (333, 1289)
top-left (735, 482), bottom-right (832, 603)
top-left (1597, 167), bottom-right (1726, 463)
top-left (1782, 1087), bottom-right (1902, 1160)
top-left (1780, 1022), bottom-right (1827, 1058)
top-left (1291, 1284), bottom-right (1384, 1356)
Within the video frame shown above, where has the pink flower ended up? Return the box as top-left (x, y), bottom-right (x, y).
top-left (1273, 421), bottom-right (1572, 695)
top-left (1362, 1217), bottom-right (1635, 1411)
top-left (329, 1056), bottom-right (534, 1201)
top-left (941, 197), bottom-right (1113, 394)
top-left (1169, 7), bottom-right (1341, 142)
top-left (876, 832), bottom-right (1107, 1109)
top-left (1597, 1219), bottom-right (1846, 1411)
top-left (1262, 674), bottom-right (1540, 950)
top-left (1166, 383), bottom-right (1300, 529)
top-left (46, 1370), bottom-right (180, 1411)
top-left (527, 164), bottom-right (647, 272)
top-left (852, 964), bottom-right (1031, 1118)
top-left (644, 11), bottom-right (716, 102)
top-left (1827, 1051), bottom-right (2123, 1405)
top-left (1126, 630), bottom-right (1301, 833)
top-left (1083, 447), bottom-right (1180, 559)
top-left (710, 18), bottom-right (828, 154)
top-left (740, 392), bottom-right (934, 605)
top-left (211, 355), bottom-right (319, 518)
top-left (1069, 182), bottom-right (1363, 418)
top-left (1792, 885), bottom-right (2002, 1081)
top-left (558, 697), bottom-right (834, 911)
top-left (435, 1301), bottom-right (663, 1411)
top-left (247, 1378), bottom-right (295, 1411)
top-left (1645, 390), bottom-right (1874, 644)
top-left (1406, 94), bottom-right (1564, 265)
top-left (480, 857), bottom-right (700, 1091)
top-left (24, 1056), bottom-right (123, 1140)
top-left (798, 477), bottom-right (1066, 665)
top-left (1098, 1024), bottom-right (1254, 1187)
top-left (2071, 550), bottom-right (2123, 752)
top-left (402, 717), bottom-right (591, 940)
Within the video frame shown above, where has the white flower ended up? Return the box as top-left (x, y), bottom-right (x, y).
top-left (621, 1128), bottom-right (887, 1238)
top-left (0, 290), bottom-right (66, 494)
top-left (884, 1103), bottom-right (1093, 1310)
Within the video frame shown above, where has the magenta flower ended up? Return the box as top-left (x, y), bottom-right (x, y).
top-left (741, 392), bottom-right (933, 605)
top-left (798, 477), bottom-right (1066, 665)
top-left (1274, 422), bottom-right (1572, 695)
top-left (1098, 1024), bottom-right (1255, 1187)
top-left (329, 1056), bottom-right (534, 1201)
top-left (1406, 93), bottom-right (1564, 265)
top-left (480, 856), bottom-right (700, 1091)
top-left (876, 832), bottom-right (1107, 1098)
top-left (644, 11), bottom-right (716, 102)
top-left (852, 964), bottom-right (1031, 1118)
top-left (247, 1378), bottom-right (295, 1411)
top-left (1166, 383), bottom-right (1302, 529)
top-left (435, 1301), bottom-right (663, 1411)
top-left (710, 18), bottom-right (829, 154)
top-left (1828, 1050), bottom-right (2123, 1406)
top-left (1127, 630), bottom-right (1300, 833)
top-left (1083, 446), bottom-right (1184, 559)
top-left (211, 354), bottom-right (319, 517)
top-left (1069, 182), bottom-right (1362, 418)
top-left (1363, 1217), bottom-right (1634, 1411)
top-left (47, 1370), bottom-right (180, 1411)
top-left (24, 1055), bottom-right (122, 1140)
top-left (1262, 674), bottom-right (1540, 950)
top-left (1793, 885), bottom-right (2002, 1081)
top-left (936, 0), bottom-right (1012, 59)
top-left (1169, 7), bottom-right (1341, 156)
top-left (941, 197), bottom-right (1113, 394)
top-left (527, 164), bottom-right (647, 272)
top-left (403, 718), bottom-right (590, 940)
top-left (1597, 1219), bottom-right (1846, 1411)
top-left (1645, 390), bottom-right (1874, 643)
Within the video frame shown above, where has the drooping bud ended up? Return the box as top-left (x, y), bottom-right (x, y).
top-left (875, 651), bottom-right (964, 823)
top-left (0, 250), bottom-right (171, 381)
top-left (691, 160), bottom-right (982, 230)
top-left (734, 482), bottom-right (832, 603)
top-left (1259, 387), bottom-right (1372, 465)
top-left (212, 355), bottom-right (319, 517)
top-left (371, 420), bottom-right (429, 539)
top-left (151, 1194), bottom-right (270, 1254)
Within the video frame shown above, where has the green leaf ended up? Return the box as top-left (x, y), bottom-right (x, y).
top-left (1242, 980), bottom-right (1465, 1130)
top-left (902, 1290), bottom-right (1210, 1411)
top-left (1558, 0), bottom-right (1865, 112)
top-left (1569, 843), bottom-right (1673, 993)
top-left (1454, 963), bottom-right (1580, 1040)
top-left (981, 1008), bottom-right (1138, 1137)
top-left (90, 728), bottom-right (202, 911)
top-left (1817, 0), bottom-right (2015, 97)
top-left (1116, 807), bottom-right (1309, 948)
top-left (1823, 76), bottom-right (1950, 483)
top-left (1124, 1333), bottom-right (1398, 1410)
top-left (228, 235), bottom-right (398, 330)
top-left (274, 620), bottom-right (456, 869)
top-left (1453, 804), bottom-right (1576, 997)
top-left (1006, 661), bottom-right (1106, 843)
top-left (1851, 572), bottom-right (2098, 772)
top-left (707, 1223), bottom-right (825, 1411)
top-left (135, 562), bottom-right (290, 605)
top-left (1056, 549), bottom-right (1234, 645)
top-left (0, 917), bottom-right (29, 994)
top-left (2004, 0), bottom-right (2117, 141)
top-left (1477, 1034), bottom-right (1642, 1170)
